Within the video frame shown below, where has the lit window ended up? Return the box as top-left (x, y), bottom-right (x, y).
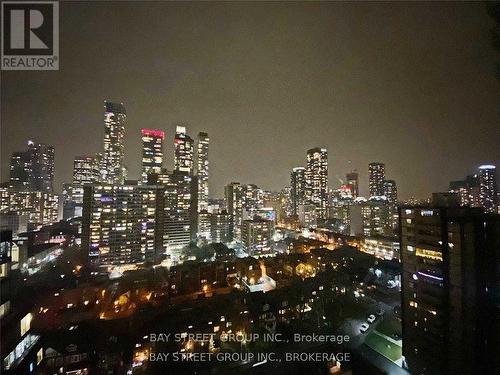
top-left (415, 248), bottom-right (443, 261)
top-left (20, 313), bottom-right (33, 336)
top-left (37, 348), bottom-right (43, 364)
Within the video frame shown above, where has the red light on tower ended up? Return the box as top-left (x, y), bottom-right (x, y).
top-left (141, 129), bottom-right (165, 139)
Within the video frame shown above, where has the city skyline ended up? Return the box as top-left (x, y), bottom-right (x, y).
top-left (2, 102), bottom-right (496, 201)
top-left (2, 2), bottom-right (499, 199)
top-left (1, 2), bottom-right (499, 374)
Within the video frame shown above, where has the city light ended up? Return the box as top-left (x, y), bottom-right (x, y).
top-left (1, 4), bottom-right (498, 375)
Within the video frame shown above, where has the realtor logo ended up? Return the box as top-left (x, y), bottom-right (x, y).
top-left (1, 1), bottom-right (59, 70)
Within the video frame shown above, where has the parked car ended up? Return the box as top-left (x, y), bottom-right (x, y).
top-left (360, 323), bottom-right (369, 333)
top-left (367, 314), bottom-right (376, 323)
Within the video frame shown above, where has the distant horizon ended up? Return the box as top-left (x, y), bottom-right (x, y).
top-left (4, 122), bottom-right (494, 202)
top-left (2, 2), bottom-right (499, 199)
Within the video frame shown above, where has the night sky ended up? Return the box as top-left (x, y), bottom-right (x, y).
top-left (1, 1), bottom-right (499, 199)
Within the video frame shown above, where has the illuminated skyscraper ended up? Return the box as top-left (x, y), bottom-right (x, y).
top-left (210, 211), bottom-right (231, 243)
top-left (196, 132), bottom-right (210, 212)
top-left (197, 210), bottom-right (211, 241)
top-left (9, 141), bottom-right (54, 192)
top-left (263, 192), bottom-right (287, 223)
top-left (141, 129), bottom-right (164, 183)
top-left (9, 151), bottom-right (31, 191)
top-left (94, 152), bottom-right (104, 183)
top-left (28, 142), bottom-right (55, 193)
top-left (369, 162), bottom-right (385, 197)
top-left (383, 179), bottom-right (397, 206)
top-left (0, 189), bottom-right (58, 228)
top-left (346, 171), bottom-right (359, 199)
top-left (449, 174), bottom-right (481, 208)
top-left (174, 126), bottom-right (194, 175)
top-left (68, 156), bottom-right (100, 220)
top-left (361, 197), bottom-right (391, 236)
top-left (279, 186), bottom-right (293, 219)
top-left (225, 182), bottom-right (243, 240)
top-left (241, 184), bottom-right (264, 212)
top-left (73, 156), bottom-right (99, 185)
top-left (305, 148), bottom-right (328, 219)
top-left (163, 171), bottom-right (196, 251)
top-left (478, 164), bottom-right (497, 213)
top-left (81, 183), bottom-right (164, 265)
top-left (241, 217), bottom-right (274, 255)
top-left (102, 101), bottom-right (126, 184)
top-left (290, 167), bottom-right (306, 215)
top-left (383, 179), bottom-right (399, 233)
top-left (298, 203), bottom-right (317, 227)
top-left (69, 157), bottom-right (99, 219)
top-left (400, 201), bottom-right (499, 375)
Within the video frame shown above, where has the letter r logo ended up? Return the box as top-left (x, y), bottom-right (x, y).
top-left (2, 2), bottom-right (56, 55)
top-left (10, 9), bottom-right (48, 49)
